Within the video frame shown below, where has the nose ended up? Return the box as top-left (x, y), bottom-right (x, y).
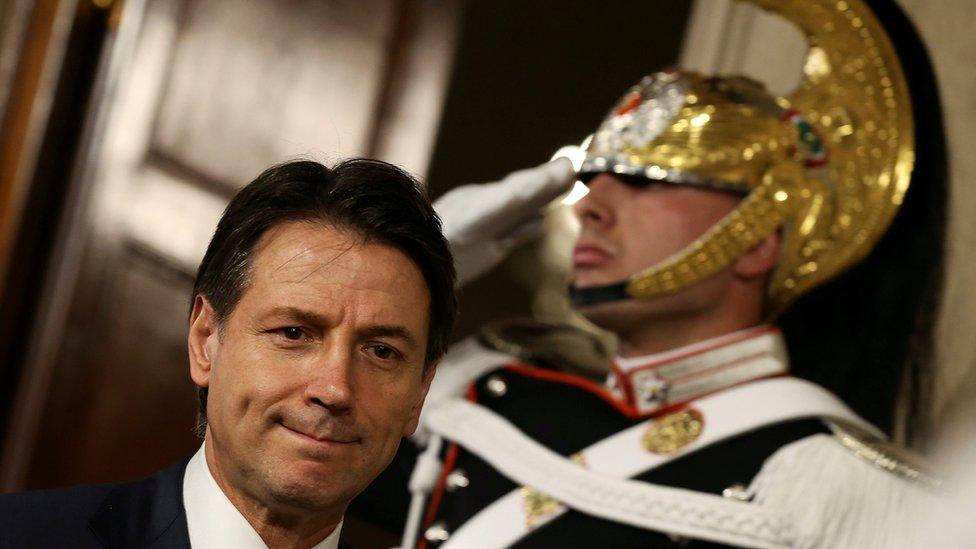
top-left (304, 350), bottom-right (354, 415)
top-left (573, 175), bottom-right (618, 230)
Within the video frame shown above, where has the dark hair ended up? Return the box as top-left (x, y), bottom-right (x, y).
top-left (191, 159), bottom-right (457, 435)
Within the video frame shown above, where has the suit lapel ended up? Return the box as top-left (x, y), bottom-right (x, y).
top-left (88, 457), bottom-right (192, 548)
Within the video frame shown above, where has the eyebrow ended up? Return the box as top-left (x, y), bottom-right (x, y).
top-left (359, 325), bottom-right (418, 349)
top-left (264, 307), bottom-right (418, 348)
top-left (266, 306), bottom-right (330, 328)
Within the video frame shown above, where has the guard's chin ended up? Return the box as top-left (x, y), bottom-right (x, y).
top-left (575, 299), bottom-right (627, 329)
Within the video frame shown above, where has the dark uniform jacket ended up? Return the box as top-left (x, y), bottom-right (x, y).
top-left (353, 362), bottom-right (827, 548)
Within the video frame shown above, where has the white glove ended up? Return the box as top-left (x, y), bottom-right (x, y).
top-left (434, 157), bottom-right (576, 286)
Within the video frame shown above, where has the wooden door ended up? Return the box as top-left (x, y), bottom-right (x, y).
top-left (1, 0), bottom-right (459, 491)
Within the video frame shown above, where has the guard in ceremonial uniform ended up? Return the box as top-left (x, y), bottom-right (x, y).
top-left (349, 0), bottom-right (948, 547)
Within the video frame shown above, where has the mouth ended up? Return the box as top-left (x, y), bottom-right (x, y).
top-left (572, 243), bottom-right (613, 268)
top-left (277, 422), bottom-right (360, 447)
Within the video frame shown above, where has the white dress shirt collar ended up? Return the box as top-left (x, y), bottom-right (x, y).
top-left (182, 445), bottom-right (342, 549)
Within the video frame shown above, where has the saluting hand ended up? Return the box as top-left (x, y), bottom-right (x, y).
top-left (434, 158), bottom-right (576, 286)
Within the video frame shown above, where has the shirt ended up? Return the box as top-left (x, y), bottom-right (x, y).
top-left (182, 445), bottom-right (342, 548)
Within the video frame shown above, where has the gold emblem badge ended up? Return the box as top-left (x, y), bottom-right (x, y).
top-left (520, 453), bottom-right (587, 528)
top-left (642, 409), bottom-right (704, 454)
top-left (519, 486), bottom-right (564, 529)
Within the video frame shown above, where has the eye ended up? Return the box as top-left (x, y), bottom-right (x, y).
top-left (364, 343), bottom-right (401, 362)
top-left (281, 327), bottom-right (304, 340)
top-left (271, 327), bottom-right (309, 343)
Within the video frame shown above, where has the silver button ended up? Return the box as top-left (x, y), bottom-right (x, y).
top-left (485, 374), bottom-right (508, 397)
top-left (722, 483), bottom-right (751, 501)
top-left (634, 372), bottom-right (668, 404)
top-left (424, 521), bottom-right (450, 543)
top-left (445, 469), bottom-right (470, 492)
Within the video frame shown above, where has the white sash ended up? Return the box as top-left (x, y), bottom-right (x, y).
top-left (426, 377), bottom-right (879, 549)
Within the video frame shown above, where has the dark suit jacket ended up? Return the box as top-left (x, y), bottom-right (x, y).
top-left (0, 458), bottom-right (354, 549)
top-left (0, 458), bottom-right (192, 548)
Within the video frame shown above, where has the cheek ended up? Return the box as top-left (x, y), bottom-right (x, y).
top-left (625, 196), bottom-right (735, 259)
top-left (211, 343), bottom-right (299, 426)
top-left (622, 207), bottom-right (694, 261)
top-left (358, 373), bottom-right (424, 432)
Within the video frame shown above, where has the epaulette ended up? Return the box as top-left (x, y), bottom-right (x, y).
top-left (826, 420), bottom-right (941, 488)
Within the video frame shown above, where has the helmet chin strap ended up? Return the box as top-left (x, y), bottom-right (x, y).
top-left (568, 281), bottom-right (632, 308)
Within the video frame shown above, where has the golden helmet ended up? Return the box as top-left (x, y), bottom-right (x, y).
top-left (573, 0), bottom-right (914, 317)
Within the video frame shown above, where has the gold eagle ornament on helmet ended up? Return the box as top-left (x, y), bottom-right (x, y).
top-left (571, 0), bottom-right (914, 317)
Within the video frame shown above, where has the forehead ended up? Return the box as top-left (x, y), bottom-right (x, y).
top-left (244, 220), bottom-right (430, 321)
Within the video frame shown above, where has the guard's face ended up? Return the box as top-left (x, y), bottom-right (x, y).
top-left (572, 173), bottom-right (741, 293)
top-left (189, 220), bottom-right (432, 513)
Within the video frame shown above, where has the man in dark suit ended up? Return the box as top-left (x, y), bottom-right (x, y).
top-left (0, 158), bottom-right (458, 548)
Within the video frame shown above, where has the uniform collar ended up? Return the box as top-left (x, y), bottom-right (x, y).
top-left (182, 445), bottom-right (342, 549)
top-left (608, 325), bottom-right (789, 415)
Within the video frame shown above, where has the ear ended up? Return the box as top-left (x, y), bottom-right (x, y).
top-left (732, 230), bottom-right (781, 279)
top-left (401, 361), bottom-right (438, 438)
top-left (188, 295), bottom-right (220, 390)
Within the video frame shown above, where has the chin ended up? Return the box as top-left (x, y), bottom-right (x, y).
top-left (264, 467), bottom-right (358, 510)
top-left (576, 294), bottom-right (688, 335)
top-left (577, 299), bottom-right (631, 331)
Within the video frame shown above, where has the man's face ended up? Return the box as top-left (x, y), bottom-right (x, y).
top-left (192, 220), bottom-right (433, 512)
top-left (572, 173), bottom-right (741, 316)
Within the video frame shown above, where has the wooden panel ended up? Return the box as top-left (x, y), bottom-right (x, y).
top-left (125, 166), bottom-right (226, 273)
top-left (0, 0), bottom-right (116, 489)
top-left (152, 0), bottom-right (396, 188)
top-left (370, 0), bottom-right (461, 175)
top-left (29, 250), bottom-right (198, 488)
top-left (0, 0), bottom-right (73, 295)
